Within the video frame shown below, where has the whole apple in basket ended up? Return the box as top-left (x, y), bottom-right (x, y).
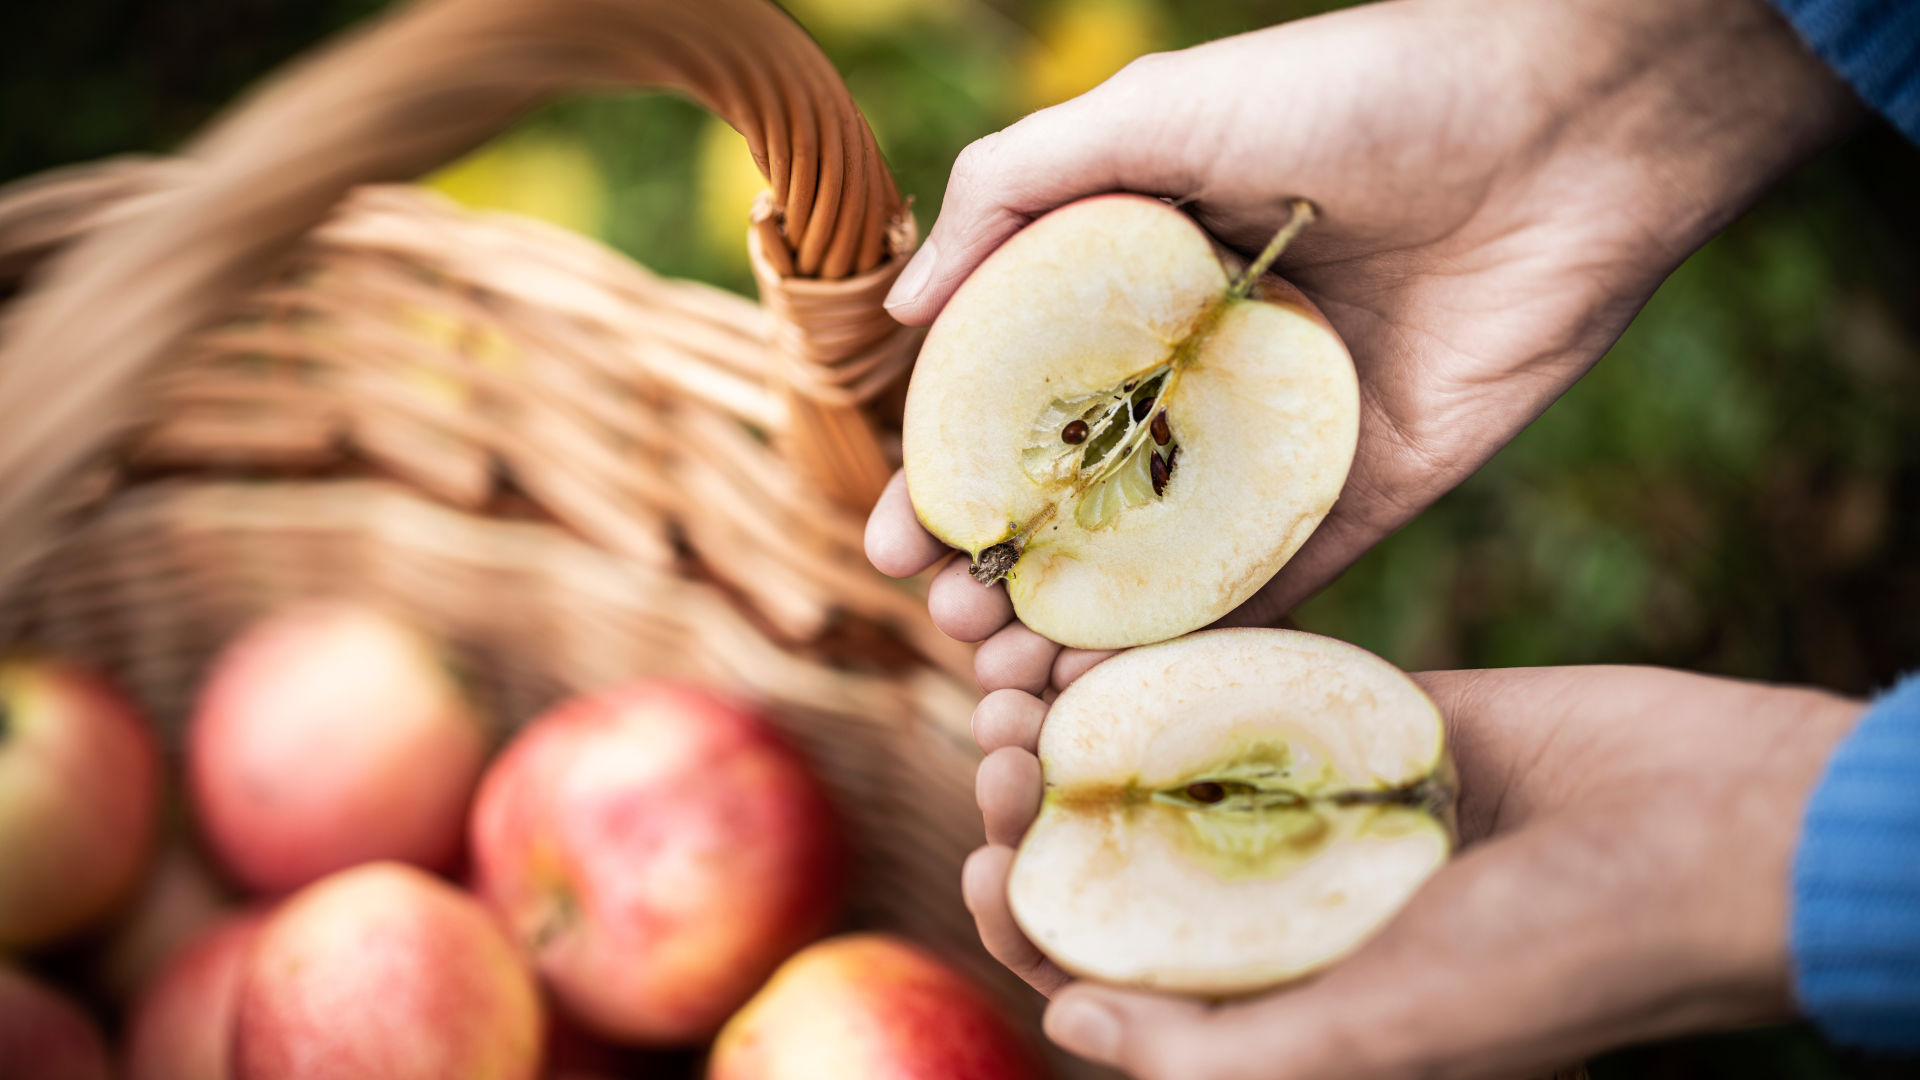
top-left (232, 862), bottom-right (543, 1080)
top-left (0, 964), bottom-right (112, 1080)
top-left (0, 654), bottom-right (160, 949)
top-left (124, 909), bottom-right (265, 1080)
top-left (187, 603), bottom-right (490, 893)
top-left (470, 682), bottom-right (845, 1044)
top-left (710, 933), bottom-right (1047, 1080)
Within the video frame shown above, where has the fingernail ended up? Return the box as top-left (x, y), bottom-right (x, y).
top-left (885, 239), bottom-right (937, 310)
top-left (1047, 998), bottom-right (1120, 1062)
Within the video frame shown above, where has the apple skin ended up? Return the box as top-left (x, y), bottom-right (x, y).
top-left (187, 604), bottom-right (490, 894)
top-left (470, 683), bottom-right (844, 1045)
top-left (124, 910), bottom-right (265, 1080)
top-left (0, 655), bottom-right (161, 949)
top-left (232, 862), bottom-right (543, 1080)
top-left (709, 934), bottom-right (1046, 1080)
top-left (90, 828), bottom-right (237, 1004)
top-left (0, 965), bottom-right (112, 1080)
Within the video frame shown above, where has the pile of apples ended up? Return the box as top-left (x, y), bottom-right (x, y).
top-left (0, 604), bottom-right (1044, 1080)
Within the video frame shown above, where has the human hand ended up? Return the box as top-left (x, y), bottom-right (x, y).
top-left (867, 0), bottom-right (1858, 691)
top-left (961, 665), bottom-right (1862, 1080)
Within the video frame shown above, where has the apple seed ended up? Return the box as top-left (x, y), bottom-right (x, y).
top-left (1061, 419), bottom-right (1090, 444)
top-left (1184, 781), bottom-right (1225, 804)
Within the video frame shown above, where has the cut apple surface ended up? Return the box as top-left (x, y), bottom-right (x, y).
top-left (903, 195), bottom-right (1358, 649)
top-left (1007, 628), bottom-right (1453, 996)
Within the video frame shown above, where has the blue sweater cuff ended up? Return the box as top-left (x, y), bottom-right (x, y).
top-left (1792, 672), bottom-right (1920, 1053)
top-left (1768, 0), bottom-right (1920, 145)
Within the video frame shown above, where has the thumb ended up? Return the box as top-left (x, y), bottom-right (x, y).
top-left (883, 53), bottom-right (1202, 325)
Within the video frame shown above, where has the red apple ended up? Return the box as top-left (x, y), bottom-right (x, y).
top-left (233, 862), bottom-right (542, 1080)
top-left (0, 965), bottom-right (111, 1080)
top-left (470, 683), bottom-right (843, 1044)
top-left (541, 1008), bottom-right (628, 1077)
top-left (0, 655), bottom-right (160, 948)
top-left (187, 604), bottom-right (489, 893)
top-left (125, 910), bottom-right (264, 1080)
top-left (710, 934), bottom-right (1046, 1080)
top-left (90, 831), bottom-right (236, 1003)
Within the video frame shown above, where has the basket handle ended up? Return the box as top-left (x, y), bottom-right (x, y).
top-left (0, 0), bottom-right (912, 582)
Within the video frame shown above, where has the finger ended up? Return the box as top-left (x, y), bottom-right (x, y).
top-left (883, 58), bottom-right (1203, 325)
top-left (976, 746), bottom-right (1044, 846)
top-left (1044, 986), bottom-right (1224, 1080)
top-left (962, 845), bottom-right (1071, 996)
top-left (865, 470), bottom-right (947, 578)
top-left (1051, 647), bottom-right (1117, 692)
top-left (972, 688), bottom-right (1048, 754)
top-left (928, 555), bottom-right (1015, 643)
top-left (975, 622), bottom-right (1062, 695)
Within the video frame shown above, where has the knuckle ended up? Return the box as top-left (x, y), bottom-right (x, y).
top-left (1110, 49), bottom-right (1178, 87)
top-left (948, 132), bottom-right (1005, 189)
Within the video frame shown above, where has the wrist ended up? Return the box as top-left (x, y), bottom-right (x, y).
top-left (1491, 0), bottom-right (1861, 270)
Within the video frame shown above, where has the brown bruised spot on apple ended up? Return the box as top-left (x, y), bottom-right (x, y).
top-left (903, 195), bottom-right (1357, 649)
top-left (1008, 629), bottom-right (1454, 996)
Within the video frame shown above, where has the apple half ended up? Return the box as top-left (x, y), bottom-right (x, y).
top-left (902, 195), bottom-right (1358, 649)
top-left (1007, 628), bottom-right (1453, 996)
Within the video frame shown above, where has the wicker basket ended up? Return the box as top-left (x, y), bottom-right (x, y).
top-left (0, 0), bottom-right (1096, 1072)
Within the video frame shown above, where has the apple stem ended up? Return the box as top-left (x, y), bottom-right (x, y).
top-left (1229, 199), bottom-right (1317, 300)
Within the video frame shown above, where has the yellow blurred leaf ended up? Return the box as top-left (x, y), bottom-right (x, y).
top-left (697, 118), bottom-right (772, 273)
top-left (1021, 0), bottom-right (1164, 110)
top-left (395, 306), bottom-right (520, 409)
top-left (425, 133), bottom-right (607, 239)
top-left (784, 0), bottom-right (955, 39)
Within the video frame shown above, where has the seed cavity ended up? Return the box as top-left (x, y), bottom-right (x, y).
top-left (1020, 367), bottom-right (1182, 535)
top-left (1184, 781), bottom-right (1225, 804)
top-left (988, 364), bottom-right (1190, 580)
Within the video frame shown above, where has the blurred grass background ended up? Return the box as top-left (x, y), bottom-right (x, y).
top-left (3, 0), bottom-right (1917, 1075)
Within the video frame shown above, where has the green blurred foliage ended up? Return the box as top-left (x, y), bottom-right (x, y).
top-left (5, 0), bottom-right (1919, 1075)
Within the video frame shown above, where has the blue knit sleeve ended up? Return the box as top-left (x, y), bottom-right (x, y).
top-left (1792, 673), bottom-right (1920, 1052)
top-left (1767, 0), bottom-right (1920, 144)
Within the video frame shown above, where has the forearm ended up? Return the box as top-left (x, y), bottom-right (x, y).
top-left (1484, 0), bottom-right (1861, 271)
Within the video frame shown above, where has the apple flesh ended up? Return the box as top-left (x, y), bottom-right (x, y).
top-left (0, 655), bottom-right (161, 949)
top-left (1009, 628), bottom-right (1454, 995)
top-left (188, 604), bottom-right (490, 893)
top-left (0, 965), bottom-right (112, 1080)
top-left (125, 910), bottom-right (264, 1080)
top-left (709, 933), bottom-right (1045, 1080)
top-left (469, 683), bottom-right (843, 1045)
top-left (904, 195), bottom-right (1358, 649)
top-left (233, 862), bottom-right (543, 1080)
